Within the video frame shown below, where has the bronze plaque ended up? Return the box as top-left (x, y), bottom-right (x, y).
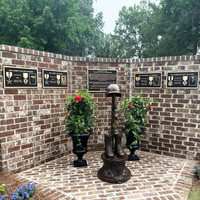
top-left (42, 69), bottom-right (68, 88)
top-left (167, 71), bottom-right (199, 89)
top-left (87, 69), bottom-right (117, 92)
top-left (134, 72), bottom-right (162, 88)
top-left (3, 66), bottom-right (38, 88)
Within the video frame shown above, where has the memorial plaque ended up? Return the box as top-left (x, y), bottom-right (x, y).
top-left (87, 69), bottom-right (117, 92)
top-left (42, 69), bottom-right (68, 88)
top-left (3, 66), bottom-right (38, 88)
top-left (134, 72), bottom-right (162, 88)
top-left (167, 71), bottom-right (199, 89)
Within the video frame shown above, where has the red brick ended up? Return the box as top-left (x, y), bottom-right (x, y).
top-left (22, 143), bottom-right (33, 149)
top-left (172, 122), bottom-right (183, 126)
top-left (2, 52), bottom-right (16, 58)
top-left (54, 59), bottom-right (62, 64)
top-left (8, 146), bottom-right (20, 153)
top-left (176, 145), bottom-right (186, 150)
top-left (33, 100), bottom-right (43, 104)
top-left (189, 138), bottom-right (200, 142)
top-left (12, 60), bottom-right (24, 65)
top-left (172, 104), bottom-right (184, 108)
top-left (185, 123), bottom-right (196, 127)
top-left (15, 117), bottom-right (27, 123)
top-left (16, 128), bottom-right (27, 134)
top-left (14, 95), bottom-right (26, 100)
top-left (159, 138), bottom-right (169, 143)
top-left (41, 124), bottom-right (51, 129)
top-left (184, 142), bottom-right (195, 146)
top-left (49, 64), bottom-right (58, 69)
top-left (45, 138), bottom-right (54, 143)
top-left (35, 150), bottom-right (45, 156)
top-left (39, 63), bottom-right (48, 68)
top-left (161, 121), bottom-right (170, 125)
top-left (161, 94), bottom-right (172, 98)
top-left (5, 90), bottom-right (18, 94)
top-left (43, 58), bottom-right (51, 63)
top-left (171, 140), bottom-right (182, 144)
top-left (1, 131), bottom-right (14, 137)
top-left (7, 124), bottom-right (20, 130)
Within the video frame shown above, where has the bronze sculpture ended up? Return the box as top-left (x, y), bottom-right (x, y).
top-left (98, 84), bottom-right (131, 184)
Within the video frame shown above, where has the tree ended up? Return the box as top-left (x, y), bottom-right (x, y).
top-left (111, 1), bottom-right (150, 58)
top-left (0, 0), bottom-right (104, 56)
top-left (160, 0), bottom-right (200, 55)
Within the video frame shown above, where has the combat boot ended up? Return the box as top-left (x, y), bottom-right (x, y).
top-left (105, 134), bottom-right (114, 159)
top-left (115, 133), bottom-right (125, 159)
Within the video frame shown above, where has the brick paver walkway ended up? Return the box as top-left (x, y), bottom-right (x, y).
top-left (18, 150), bottom-right (197, 200)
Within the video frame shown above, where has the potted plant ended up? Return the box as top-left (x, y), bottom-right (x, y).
top-left (65, 89), bottom-right (98, 167)
top-left (119, 94), bottom-right (151, 161)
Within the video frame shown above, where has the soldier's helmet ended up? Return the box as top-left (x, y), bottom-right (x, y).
top-left (106, 84), bottom-right (121, 97)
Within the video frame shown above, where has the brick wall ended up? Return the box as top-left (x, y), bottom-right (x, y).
top-left (0, 45), bottom-right (200, 172)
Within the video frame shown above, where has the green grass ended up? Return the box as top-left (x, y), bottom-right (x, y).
top-left (188, 188), bottom-right (200, 200)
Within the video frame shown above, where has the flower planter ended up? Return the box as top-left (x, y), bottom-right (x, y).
top-left (122, 128), bottom-right (144, 161)
top-left (69, 132), bottom-right (92, 167)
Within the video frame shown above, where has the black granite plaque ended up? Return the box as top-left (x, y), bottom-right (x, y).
top-left (167, 71), bottom-right (199, 89)
top-left (42, 70), bottom-right (68, 88)
top-left (87, 69), bottom-right (117, 92)
top-left (134, 72), bottom-right (162, 88)
top-left (3, 66), bottom-right (38, 88)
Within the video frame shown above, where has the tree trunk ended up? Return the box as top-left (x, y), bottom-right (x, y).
top-left (192, 37), bottom-right (198, 55)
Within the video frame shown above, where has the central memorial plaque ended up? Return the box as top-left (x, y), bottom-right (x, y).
top-left (134, 72), bottom-right (162, 88)
top-left (87, 69), bottom-right (117, 92)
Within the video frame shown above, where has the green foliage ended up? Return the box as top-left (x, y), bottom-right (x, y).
top-left (188, 188), bottom-right (200, 200)
top-left (0, 184), bottom-right (6, 195)
top-left (0, 0), bottom-right (104, 56)
top-left (119, 94), bottom-right (151, 145)
top-left (112, 3), bottom-right (148, 58)
top-left (111, 0), bottom-right (200, 58)
top-left (193, 164), bottom-right (200, 177)
top-left (65, 89), bottom-right (98, 135)
top-left (159, 0), bottom-right (200, 55)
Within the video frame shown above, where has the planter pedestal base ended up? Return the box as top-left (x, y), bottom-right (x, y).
top-left (128, 148), bottom-right (140, 161)
top-left (74, 159), bottom-right (87, 167)
top-left (98, 153), bottom-right (131, 184)
top-left (128, 154), bottom-right (140, 161)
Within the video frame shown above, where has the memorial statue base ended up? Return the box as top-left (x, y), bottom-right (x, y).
top-left (98, 153), bottom-right (131, 184)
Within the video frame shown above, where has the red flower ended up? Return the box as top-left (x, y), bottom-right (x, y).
top-left (147, 105), bottom-right (151, 110)
top-left (76, 96), bottom-right (82, 102)
top-left (91, 99), bottom-right (95, 101)
top-left (128, 103), bottom-right (132, 108)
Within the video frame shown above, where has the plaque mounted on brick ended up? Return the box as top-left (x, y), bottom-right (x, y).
top-left (134, 72), bottom-right (162, 88)
top-left (3, 66), bottom-right (38, 88)
top-left (42, 69), bottom-right (68, 88)
top-left (167, 71), bottom-right (199, 89)
top-left (87, 69), bottom-right (117, 92)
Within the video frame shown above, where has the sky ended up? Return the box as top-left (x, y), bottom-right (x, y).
top-left (93, 0), bottom-right (160, 34)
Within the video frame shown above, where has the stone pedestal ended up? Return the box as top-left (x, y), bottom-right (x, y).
top-left (98, 153), bottom-right (131, 184)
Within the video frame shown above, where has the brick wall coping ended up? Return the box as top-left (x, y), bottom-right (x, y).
top-left (1, 44), bottom-right (200, 64)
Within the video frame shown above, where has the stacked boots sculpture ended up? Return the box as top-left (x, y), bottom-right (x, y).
top-left (98, 84), bottom-right (131, 184)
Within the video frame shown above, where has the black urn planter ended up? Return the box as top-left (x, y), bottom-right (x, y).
top-left (122, 128), bottom-right (144, 161)
top-left (69, 132), bottom-right (92, 167)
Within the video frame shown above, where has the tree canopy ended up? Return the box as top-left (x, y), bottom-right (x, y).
top-left (110, 0), bottom-right (200, 58)
top-left (0, 0), bottom-right (104, 56)
top-left (0, 0), bottom-right (199, 58)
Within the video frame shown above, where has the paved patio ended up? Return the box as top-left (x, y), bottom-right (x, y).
top-left (18, 150), bottom-right (197, 200)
